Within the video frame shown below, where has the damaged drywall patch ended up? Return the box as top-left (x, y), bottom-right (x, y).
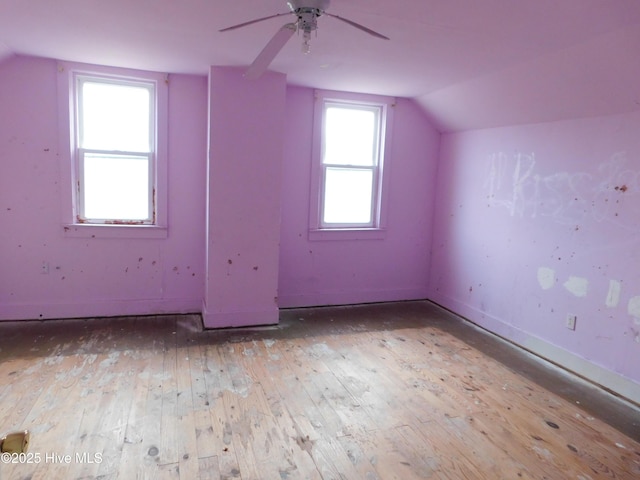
top-left (606, 280), bottom-right (622, 308)
top-left (627, 296), bottom-right (640, 325)
top-left (537, 267), bottom-right (556, 290)
top-left (563, 276), bottom-right (588, 298)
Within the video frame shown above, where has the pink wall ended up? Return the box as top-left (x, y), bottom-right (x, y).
top-left (0, 56), bottom-right (439, 322)
top-left (203, 67), bottom-right (286, 328)
top-left (1, 54), bottom-right (637, 402)
top-left (430, 111), bottom-right (640, 401)
top-left (278, 87), bottom-right (440, 307)
top-left (0, 56), bottom-right (208, 320)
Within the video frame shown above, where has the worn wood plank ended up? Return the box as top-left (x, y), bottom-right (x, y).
top-left (174, 318), bottom-right (200, 480)
top-left (0, 303), bottom-right (638, 480)
top-left (118, 316), bottom-right (172, 479)
top-left (199, 343), bottom-right (243, 479)
top-left (239, 339), bottom-right (324, 479)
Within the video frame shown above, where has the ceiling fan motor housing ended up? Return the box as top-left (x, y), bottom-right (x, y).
top-left (287, 0), bottom-right (330, 13)
top-left (288, 0), bottom-right (330, 32)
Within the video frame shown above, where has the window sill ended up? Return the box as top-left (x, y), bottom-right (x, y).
top-left (63, 224), bottom-right (168, 239)
top-left (308, 228), bottom-right (387, 241)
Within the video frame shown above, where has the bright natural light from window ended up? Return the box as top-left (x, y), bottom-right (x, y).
top-left (324, 107), bottom-right (376, 166)
top-left (83, 153), bottom-right (149, 220)
top-left (323, 167), bottom-right (373, 224)
top-left (321, 103), bottom-right (380, 226)
top-left (80, 81), bottom-right (151, 152)
top-left (75, 76), bottom-right (155, 223)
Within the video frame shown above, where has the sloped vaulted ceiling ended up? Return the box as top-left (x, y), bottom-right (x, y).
top-left (0, 0), bottom-right (639, 131)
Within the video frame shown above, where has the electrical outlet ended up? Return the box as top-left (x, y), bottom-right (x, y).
top-left (41, 262), bottom-right (49, 274)
top-left (565, 314), bottom-right (577, 331)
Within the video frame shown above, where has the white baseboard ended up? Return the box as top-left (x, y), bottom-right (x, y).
top-left (429, 291), bottom-right (640, 406)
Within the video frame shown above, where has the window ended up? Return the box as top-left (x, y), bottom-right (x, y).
top-left (310, 90), bottom-right (394, 238)
top-left (77, 78), bottom-right (154, 223)
top-left (58, 62), bottom-right (167, 237)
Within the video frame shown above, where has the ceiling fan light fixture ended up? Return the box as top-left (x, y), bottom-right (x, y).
top-left (221, 0), bottom-right (388, 79)
top-left (302, 29), bottom-right (312, 54)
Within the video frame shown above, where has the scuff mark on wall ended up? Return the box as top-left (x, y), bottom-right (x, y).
top-left (606, 280), bottom-right (622, 308)
top-left (537, 267), bottom-right (556, 290)
top-left (563, 276), bottom-right (588, 298)
top-left (627, 296), bottom-right (640, 325)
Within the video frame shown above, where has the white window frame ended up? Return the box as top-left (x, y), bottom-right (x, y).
top-left (309, 90), bottom-right (395, 240)
top-left (57, 62), bottom-right (168, 238)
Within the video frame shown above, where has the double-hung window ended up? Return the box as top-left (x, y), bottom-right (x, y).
top-left (310, 90), bottom-right (394, 238)
top-left (58, 62), bottom-right (167, 236)
top-left (76, 77), bottom-right (155, 224)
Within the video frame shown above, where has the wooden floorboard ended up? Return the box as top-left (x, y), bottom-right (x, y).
top-left (0, 301), bottom-right (639, 479)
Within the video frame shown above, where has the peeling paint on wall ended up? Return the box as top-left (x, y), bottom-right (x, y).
top-left (563, 276), bottom-right (588, 298)
top-left (606, 280), bottom-right (622, 308)
top-left (627, 296), bottom-right (640, 325)
top-left (537, 267), bottom-right (556, 290)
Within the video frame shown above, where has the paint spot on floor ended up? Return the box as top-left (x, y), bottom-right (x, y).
top-left (308, 343), bottom-right (333, 358)
top-left (532, 445), bottom-right (554, 460)
top-left (99, 351), bottom-right (120, 368)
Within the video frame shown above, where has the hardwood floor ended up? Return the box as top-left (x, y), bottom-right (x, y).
top-left (0, 301), bottom-right (638, 479)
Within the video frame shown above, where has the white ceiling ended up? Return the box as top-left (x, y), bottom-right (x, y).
top-left (1, 0), bottom-right (639, 131)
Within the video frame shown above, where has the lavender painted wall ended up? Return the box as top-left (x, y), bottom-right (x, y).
top-left (0, 53), bottom-right (637, 404)
top-left (430, 111), bottom-right (640, 401)
top-left (203, 67), bottom-right (286, 328)
top-left (0, 56), bottom-right (207, 320)
top-left (278, 87), bottom-right (439, 307)
top-left (0, 56), bottom-right (437, 323)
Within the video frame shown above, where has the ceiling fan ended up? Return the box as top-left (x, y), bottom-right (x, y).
top-left (220, 0), bottom-right (389, 79)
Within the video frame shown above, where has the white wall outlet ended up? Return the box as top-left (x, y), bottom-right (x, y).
top-left (41, 262), bottom-right (49, 274)
top-left (565, 314), bottom-right (577, 330)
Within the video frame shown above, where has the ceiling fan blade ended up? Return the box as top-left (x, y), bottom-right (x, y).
top-left (244, 23), bottom-right (297, 80)
top-left (324, 13), bottom-right (389, 40)
top-left (219, 12), bottom-right (291, 32)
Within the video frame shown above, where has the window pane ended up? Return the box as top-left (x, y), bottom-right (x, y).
top-left (323, 167), bottom-right (373, 224)
top-left (83, 153), bottom-right (149, 220)
top-left (80, 81), bottom-right (151, 152)
top-left (324, 106), bottom-right (377, 166)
